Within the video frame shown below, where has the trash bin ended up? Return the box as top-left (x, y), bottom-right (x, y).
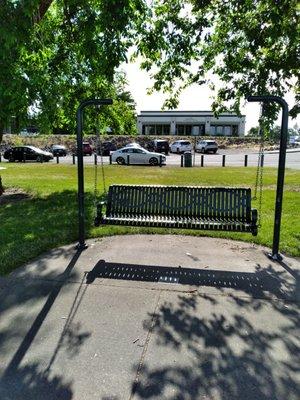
top-left (183, 151), bottom-right (192, 167)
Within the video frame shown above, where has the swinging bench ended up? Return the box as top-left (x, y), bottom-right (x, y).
top-left (94, 185), bottom-right (258, 235)
top-left (91, 104), bottom-right (267, 238)
top-left (76, 96), bottom-right (288, 261)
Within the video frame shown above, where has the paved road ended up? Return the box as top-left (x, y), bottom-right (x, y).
top-left (54, 149), bottom-right (300, 169)
top-left (1, 149), bottom-right (299, 169)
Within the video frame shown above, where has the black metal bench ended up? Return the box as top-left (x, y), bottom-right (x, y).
top-left (95, 185), bottom-right (258, 236)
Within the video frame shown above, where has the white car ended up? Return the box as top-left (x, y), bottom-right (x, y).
top-left (20, 127), bottom-right (39, 137)
top-left (196, 140), bottom-right (218, 154)
top-left (170, 140), bottom-right (193, 153)
top-left (111, 147), bottom-right (166, 165)
top-left (125, 142), bottom-right (143, 148)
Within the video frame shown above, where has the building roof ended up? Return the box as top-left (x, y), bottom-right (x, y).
top-left (138, 110), bottom-right (245, 117)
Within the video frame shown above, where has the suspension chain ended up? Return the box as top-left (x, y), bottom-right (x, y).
top-left (93, 107), bottom-right (107, 219)
top-left (253, 104), bottom-right (265, 227)
top-left (94, 127), bottom-right (100, 215)
top-left (99, 140), bottom-right (107, 194)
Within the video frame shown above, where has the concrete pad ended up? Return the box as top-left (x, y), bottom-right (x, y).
top-left (8, 236), bottom-right (300, 303)
top-left (133, 291), bottom-right (300, 400)
top-left (0, 279), bottom-right (159, 400)
top-left (0, 235), bottom-right (299, 400)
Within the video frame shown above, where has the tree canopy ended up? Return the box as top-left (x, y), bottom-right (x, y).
top-left (0, 0), bottom-right (143, 137)
top-left (135, 0), bottom-right (299, 119)
top-left (0, 0), bottom-right (299, 141)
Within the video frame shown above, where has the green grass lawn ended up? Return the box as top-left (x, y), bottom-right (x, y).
top-left (1, 163), bottom-right (299, 275)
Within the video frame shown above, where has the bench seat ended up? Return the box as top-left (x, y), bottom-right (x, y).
top-left (95, 185), bottom-right (258, 236)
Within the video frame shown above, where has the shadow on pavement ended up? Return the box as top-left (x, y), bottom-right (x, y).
top-left (86, 260), bottom-right (297, 301)
top-left (131, 291), bottom-right (299, 400)
top-left (0, 250), bottom-right (86, 400)
top-left (87, 259), bottom-right (299, 400)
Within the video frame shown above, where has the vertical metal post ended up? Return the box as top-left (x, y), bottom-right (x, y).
top-left (222, 154), bottom-right (226, 167)
top-left (247, 95), bottom-right (288, 261)
top-left (159, 155), bottom-right (162, 167)
top-left (76, 105), bottom-right (86, 250)
top-left (127, 155), bottom-right (130, 165)
top-left (261, 153), bottom-right (264, 167)
top-left (94, 153), bottom-right (97, 165)
top-left (76, 98), bottom-right (113, 250)
top-left (0, 153), bottom-right (2, 162)
top-left (109, 154), bottom-right (112, 165)
top-left (181, 154), bottom-right (183, 167)
top-left (244, 154), bottom-right (248, 167)
top-left (72, 154), bottom-right (75, 164)
top-left (201, 155), bottom-right (204, 167)
top-left (56, 155), bottom-right (59, 164)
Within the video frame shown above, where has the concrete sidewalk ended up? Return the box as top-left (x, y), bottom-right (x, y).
top-left (0, 235), bottom-right (299, 400)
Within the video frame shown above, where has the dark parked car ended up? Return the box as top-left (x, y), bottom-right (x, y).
top-left (50, 145), bottom-right (67, 157)
top-left (3, 146), bottom-right (53, 162)
top-left (97, 141), bottom-right (117, 156)
top-left (73, 142), bottom-right (93, 156)
top-left (147, 140), bottom-right (169, 155)
top-left (83, 142), bottom-right (93, 156)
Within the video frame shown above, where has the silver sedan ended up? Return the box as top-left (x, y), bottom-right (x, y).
top-left (111, 147), bottom-right (166, 166)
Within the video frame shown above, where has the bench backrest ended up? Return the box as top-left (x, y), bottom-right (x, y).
top-left (107, 185), bottom-right (252, 222)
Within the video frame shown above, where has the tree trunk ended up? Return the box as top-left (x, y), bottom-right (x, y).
top-left (36, 0), bottom-right (54, 22)
top-left (0, 122), bottom-right (4, 144)
top-left (0, 176), bottom-right (4, 196)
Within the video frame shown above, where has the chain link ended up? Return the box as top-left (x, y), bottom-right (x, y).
top-left (94, 109), bottom-right (107, 219)
top-left (252, 104), bottom-right (265, 227)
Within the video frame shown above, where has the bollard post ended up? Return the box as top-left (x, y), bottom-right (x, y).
top-left (201, 155), bottom-right (204, 167)
top-left (181, 154), bottom-right (184, 167)
top-left (72, 154), bottom-right (75, 164)
top-left (159, 155), bottom-right (162, 167)
top-left (261, 153), bottom-right (264, 167)
top-left (244, 154), bottom-right (248, 167)
top-left (0, 153), bottom-right (1, 163)
top-left (56, 155), bottom-right (59, 164)
top-left (222, 154), bottom-right (226, 167)
top-left (127, 155), bottom-right (130, 165)
top-left (23, 152), bottom-right (26, 163)
top-left (109, 154), bottom-right (112, 165)
top-left (94, 153), bottom-right (97, 165)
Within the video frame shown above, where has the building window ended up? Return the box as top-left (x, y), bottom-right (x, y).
top-left (142, 124), bottom-right (170, 135)
top-left (176, 125), bottom-right (193, 135)
top-left (210, 125), bottom-right (216, 135)
top-left (232, 125), bottom-right (238, 136)
top-left (176, 125), bottom-right (185, 135)
top-left (224, 126), bottom-right (231, 136)
top-left (210, 125), bottom-right (234, 136)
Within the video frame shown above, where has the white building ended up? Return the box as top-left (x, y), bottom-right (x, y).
top-left (137, 111), bottom-right (245, 136)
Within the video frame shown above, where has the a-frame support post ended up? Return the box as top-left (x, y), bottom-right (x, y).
top-left (247, 95), bottom-right (289, 261)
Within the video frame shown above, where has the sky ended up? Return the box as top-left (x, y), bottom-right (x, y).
top-left (123, 62), bottom-right (299, 134)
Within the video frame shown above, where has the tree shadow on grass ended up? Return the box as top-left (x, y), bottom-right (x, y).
top-left (0, 189), bottom-right (96, 276)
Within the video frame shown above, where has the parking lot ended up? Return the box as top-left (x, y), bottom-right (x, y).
top-left (50, 149), bottom-right (300, 169)
top-left (1, 148), bottom-right (299, 169)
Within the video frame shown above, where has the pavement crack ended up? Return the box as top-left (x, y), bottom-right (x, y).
top-left (129, 290), bottom-right (162, 400)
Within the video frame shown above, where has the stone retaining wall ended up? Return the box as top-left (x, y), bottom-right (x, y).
top-left (0, 134), bottom-right (279, 152)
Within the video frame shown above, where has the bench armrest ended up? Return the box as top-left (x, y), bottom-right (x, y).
top-left (94, 201), bottom-right (106, 227)
top-left (251, 208), bottom-right (258, 236)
